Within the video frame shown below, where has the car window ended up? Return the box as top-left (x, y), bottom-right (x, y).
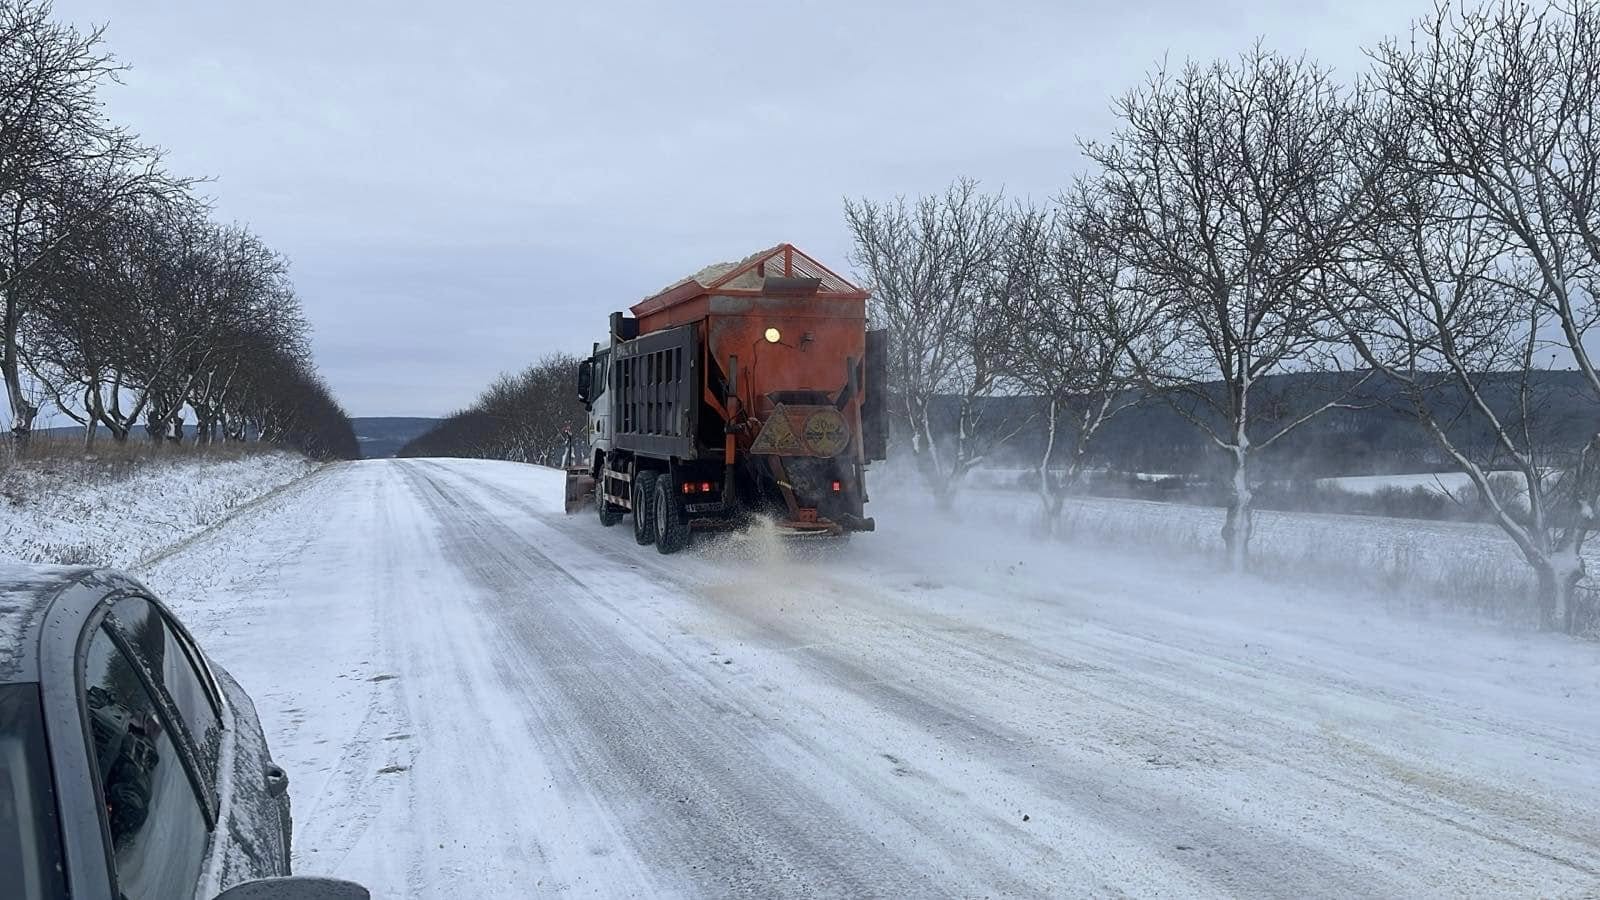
top-left (594, 349), bottom-right (610, 397)
top-left (82, 624), bottom-right (209, 900)
top-left (0, 684), bottom-right (69, 900)
top-left (108, 595), bottom-right (222, 783)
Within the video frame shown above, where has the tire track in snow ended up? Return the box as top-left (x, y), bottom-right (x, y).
top-left (397, 461), bottom-right (946, 898)
top-left (485, 498), bottom-right (1387, 897)
top-left (418, 462), bottom-right (1320, 896)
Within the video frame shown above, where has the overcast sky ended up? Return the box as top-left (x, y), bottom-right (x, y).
top-left (49, 0), bottom-right (1435, 418)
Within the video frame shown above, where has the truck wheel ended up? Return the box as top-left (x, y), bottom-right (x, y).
top-left (632, 470), bottom-right (658, 545)
top-left (653, 475), bottom-right (690, 554)
top-left (596, 475), bottom-right (622, 527)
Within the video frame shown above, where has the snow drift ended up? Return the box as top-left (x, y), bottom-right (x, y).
top-left (0, 449), bottom-right (318, 568)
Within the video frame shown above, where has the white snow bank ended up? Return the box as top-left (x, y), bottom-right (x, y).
top-left (1313, 472), bottom-right (1473, 495)
top-left (0, 450), bottom-right (318, 568)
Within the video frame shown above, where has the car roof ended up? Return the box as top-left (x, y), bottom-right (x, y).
top-left (0, 562), bottom-right (98, 686)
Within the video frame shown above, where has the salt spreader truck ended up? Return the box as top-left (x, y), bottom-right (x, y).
top-left (566, 243), bottom-right (887, 552)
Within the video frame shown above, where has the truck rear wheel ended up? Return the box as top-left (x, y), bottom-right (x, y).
top-left (632, 470), bottom-right (658, 545)
top-left (654, 476), bottom-right (689, 554)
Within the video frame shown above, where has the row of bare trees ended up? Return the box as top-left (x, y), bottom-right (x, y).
top-left (845, 184), bottom-right (1149, 522)
top-left (0, 0), bottom-right (355, 460)
top-left (398, 353), bottom-right (585, 464)
top-left (849, 0), bottom-right (1600, 632)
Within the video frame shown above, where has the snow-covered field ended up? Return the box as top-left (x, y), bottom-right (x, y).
top-left (954, 483), bottom-right (1578, 625)
top-left (1314, 472), bottom-right (1476, 495)
top-left (0, 450), bottom-right (318, 567)
top-left (129, 458), bottom-right (1600, 898)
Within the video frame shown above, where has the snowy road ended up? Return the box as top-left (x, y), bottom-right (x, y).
top-left (141, 459), bottom-right (1600, 898)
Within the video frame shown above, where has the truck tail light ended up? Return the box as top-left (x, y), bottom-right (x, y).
top-left (682, 482), bottom-right (695, 494)
top-left (831, 480), bottom-right (842, 492)
top-left (700, 481), bottom-right (713, 493)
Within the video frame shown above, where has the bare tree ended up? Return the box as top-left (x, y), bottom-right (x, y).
top-left (20, 194), bottom-right (158, 443)
top-left (17, 181), bottom-right (346, 460)
top-left (191, 224), bottom-right (302, 442)
top-left (993, 200), bottom-right (1142, 528)
top-left (0, 2), bottom-right (350, 462)
top-left (0, 1), bottom-right (181, 446)
top-left (845, 179), bottom-right (1014, 509)
top-left (1340, 0), bottom-right (1600, 632)
top-left (1083, 47), bottom-right (1370, 569)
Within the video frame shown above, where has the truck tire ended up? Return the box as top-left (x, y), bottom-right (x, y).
top-left (654, 475), bottom-right (690, 554)
top-left (632, 470), bottom-right (658, 545)
top-left (598, 483), bottom-right (620, 525)
top-left (596, 474), bottom-right (623, 527)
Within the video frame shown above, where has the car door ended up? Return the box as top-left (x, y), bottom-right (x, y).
top-left (0, 681), bottom-right (70, 900)
top-left (79, 618), bottom-right (213, 900)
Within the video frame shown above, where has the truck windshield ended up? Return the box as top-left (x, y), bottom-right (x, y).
top-left (0, 683), bottom-right (69, 900)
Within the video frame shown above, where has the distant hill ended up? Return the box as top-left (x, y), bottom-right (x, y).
top-left (352, 417), bottom-right (441, 459)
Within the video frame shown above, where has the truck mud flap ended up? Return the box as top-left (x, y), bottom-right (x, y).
top-left (863, 328), bottom-right (889, 461)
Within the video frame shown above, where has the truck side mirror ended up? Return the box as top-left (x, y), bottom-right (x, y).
top-left (576, 359), bottom-right (593, 407)
top-left (212, 876), bottom-right (370, 900)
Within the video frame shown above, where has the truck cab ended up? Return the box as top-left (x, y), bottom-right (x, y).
top-left (576, 346), bottom-right (612, 466)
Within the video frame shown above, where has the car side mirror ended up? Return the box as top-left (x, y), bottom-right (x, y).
top-left (212, 876), bottom-right (370, 900)
top-left (576, 359), bottom-right (593, 407)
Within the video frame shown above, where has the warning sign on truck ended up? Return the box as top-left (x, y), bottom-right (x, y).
top-left (750, 404), bottom-right (850, 457)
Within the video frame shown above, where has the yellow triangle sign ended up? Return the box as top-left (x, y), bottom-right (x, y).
top-left (750, 405), bottom-right (803, 454)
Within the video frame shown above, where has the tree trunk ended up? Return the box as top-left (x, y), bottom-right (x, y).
top-left (6, 401), bottom-right (35, 448)
top-left (4, 370), bottom-right (36, 450)
top-left (908, 396), bottom-right (949, 506)
top-left (940, 391), bottom-right (984, 507)
top-left (2, 295), bottom-right (36, 450)
top-left (1532, 551), bottom-right (1585, 633)
top-left (1038, 396), bottom-right (1062, 531)
top-left (97, 380), bottom-right (136, 442)
top-left (1221, 448), bottom-right (1253, 571)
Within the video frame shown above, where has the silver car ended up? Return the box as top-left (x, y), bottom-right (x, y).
top-left (0, 564), bottom-right (366, 900)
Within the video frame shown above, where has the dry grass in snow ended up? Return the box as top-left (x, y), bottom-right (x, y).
top-left (0, 445), bottom-right (319, 568)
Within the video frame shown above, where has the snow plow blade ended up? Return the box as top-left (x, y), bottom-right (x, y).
top-left (564, 468), bottom-right (595, 514)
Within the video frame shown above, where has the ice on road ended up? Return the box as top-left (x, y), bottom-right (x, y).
top-left (140, 459), bottom-right (1600, 898)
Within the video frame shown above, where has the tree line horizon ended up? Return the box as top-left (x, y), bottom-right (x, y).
top-left (0, 0), bottom-right (358, 461)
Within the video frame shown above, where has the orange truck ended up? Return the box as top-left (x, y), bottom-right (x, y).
top-left (567, 243), bottom-right (887, 552)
